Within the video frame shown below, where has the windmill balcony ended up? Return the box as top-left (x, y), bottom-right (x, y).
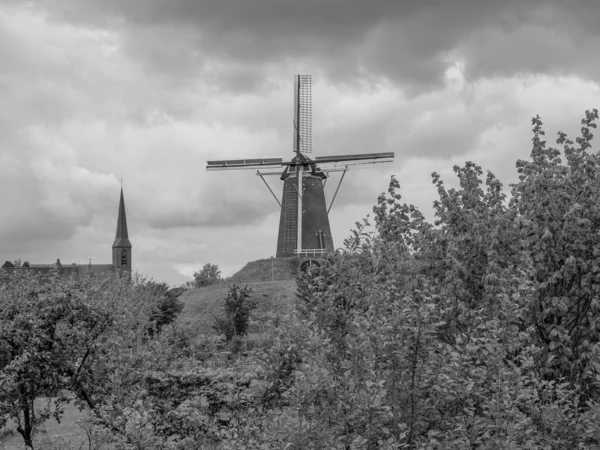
top-left (295, 249), bottom-right (328, 258)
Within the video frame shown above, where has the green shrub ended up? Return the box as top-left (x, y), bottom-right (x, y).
top-left (193, 263), bottom-right (221, 287)
top-left (213, 284), bottom-right (257, 342)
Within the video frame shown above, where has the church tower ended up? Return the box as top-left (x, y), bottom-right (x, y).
top-left (112, 187), bottom-right (132, 271)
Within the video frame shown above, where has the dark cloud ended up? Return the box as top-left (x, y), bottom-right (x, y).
top-left (458, 4), bottom-right (600, 82)
top-left (15, 0), bottom-right (595, 93)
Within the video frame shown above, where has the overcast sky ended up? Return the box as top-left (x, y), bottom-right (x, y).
top-left (1, 0), bottom-right (599, 286)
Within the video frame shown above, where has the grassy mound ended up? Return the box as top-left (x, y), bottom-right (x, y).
top-left (227, 257), bottom-right (298, 283)
top-left (177, 279), bottom-right (297, 342)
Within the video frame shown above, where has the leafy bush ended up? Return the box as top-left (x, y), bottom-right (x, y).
top-left (193, 263), bottom-right (222, 287)
top-left (143, 281), bottom-right (185, 333)
top-left (213, 284), bottom-right (257, 342)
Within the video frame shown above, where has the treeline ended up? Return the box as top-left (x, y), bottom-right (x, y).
top-left (2, 110), bottom-right (600, 449)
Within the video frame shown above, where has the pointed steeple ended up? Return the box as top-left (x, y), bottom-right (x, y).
top-left (112, 187), bottom-right (131, 248)
top-left (112, 187), bottom-right (132, 272)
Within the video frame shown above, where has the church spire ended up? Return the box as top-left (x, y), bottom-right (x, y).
top-left (112, 187), bottom-right (131, 248)
top-left (112, 187), bottom-right (132, 271)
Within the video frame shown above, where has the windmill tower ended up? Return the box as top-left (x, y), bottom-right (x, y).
top-left (206, 75), bottom-right (394, 258)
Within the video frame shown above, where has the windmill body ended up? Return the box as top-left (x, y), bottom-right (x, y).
top-left (276, 153), bottom-right (334, 257)
top-left (206, 75), bottom-right (394, 258)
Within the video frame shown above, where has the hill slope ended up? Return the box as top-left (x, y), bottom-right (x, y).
top-left (227, 257), bottom-right (298, 283)
top-left (178, 279), bottom-right (297, 341)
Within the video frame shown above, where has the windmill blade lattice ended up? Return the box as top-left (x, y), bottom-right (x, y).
top-left (206, 157), bottom-right (284, 171)
top-left (294, 75), bottom-right (312, 154)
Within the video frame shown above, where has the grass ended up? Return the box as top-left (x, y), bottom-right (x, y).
top-left (177, 278), bottom-right (298, 342)
top-left (226, 257), bottom-right (298, 284)
top-left (1, 396), bottom-right (89, 450)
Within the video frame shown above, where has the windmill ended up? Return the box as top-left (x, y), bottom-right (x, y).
top-left (206, 75), bottom-right (394, 259)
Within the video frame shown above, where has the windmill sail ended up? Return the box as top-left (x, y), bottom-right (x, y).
top-left (293, 75), bottom-right (312, 154)
top-left (206, 157), bottom-right (284, 171)
top-left (314, 152), bottom-right (394, 170)
top-left (315, 152), bottom-right (394, 164)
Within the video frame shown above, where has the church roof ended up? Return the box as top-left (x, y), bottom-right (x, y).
top-left (81, 264), bottom-right (117, 274)
top-left (112, 187), bottom-right (132, 248)
top-left (1, 264), bottom-right (117, 282)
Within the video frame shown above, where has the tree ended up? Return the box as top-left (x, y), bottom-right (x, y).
top-left (193, 263), bottom-right (221, 287)
top-left (213, 284), bottom-right (257, 342)
top-left (0, 271), bottom-right (114, 449)
top-left (1, 261), bottom-right (14, 268)
top-left (143, 281), bottom-right (185, 333)
top-left (510, 110), bottom-right (600, 399)
top-left (63, 276), bottom-right (194, 448)
top-left (0, 271), bottom-right (179, 449)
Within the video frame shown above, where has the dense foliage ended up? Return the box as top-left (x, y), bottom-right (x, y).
top-left (0, 272), bottom-right (114, 448)
top-left (289, 109), bottom-right (600, 448)
top-left (3, 110), bottom-right (600, 449)
top-left (145, 281), bottom-right (185, 333)
top-left (193, 263), bottom-right (222, 287)
top-left (0, 271), bottom-right (187, 449)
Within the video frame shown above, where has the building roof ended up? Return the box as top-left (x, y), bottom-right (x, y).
top-left (112, 187), bottom-right (132, 248)
top-left (2, 263), bottom-right (115, 277)
top-left (80, 264), bottom-right (117, 274)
